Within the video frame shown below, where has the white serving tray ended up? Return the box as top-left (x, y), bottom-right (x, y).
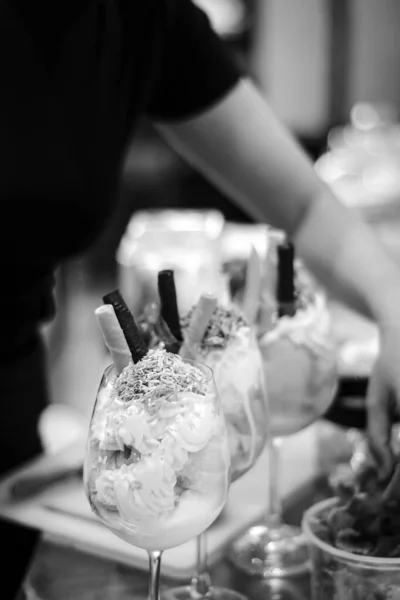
top-left (0, 426), bottom-right (319, 580)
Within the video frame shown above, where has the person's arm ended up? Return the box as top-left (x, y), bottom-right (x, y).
top-left (155, 78), bottom-right (400, 326)
top-left (154, 78), bottom-right (400, 477)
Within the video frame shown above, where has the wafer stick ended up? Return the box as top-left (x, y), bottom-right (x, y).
top-left (242, 246), bottom-right (262, 325)
top-left (180, 294), bottom-right (217, 359)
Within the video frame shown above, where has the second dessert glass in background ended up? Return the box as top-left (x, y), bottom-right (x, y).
top-left (150, 270), bottom-right (270, 600)
top-left (228, 237), bottom-right (338, 578)
top-left (85, 291), bottom-right (231, 600)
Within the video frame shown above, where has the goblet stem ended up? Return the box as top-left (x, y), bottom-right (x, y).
top-left (148, 551), bottom-right (163, 600)
top-left (266, 437), bottom-right (283, 528)
top-left (190, 533), bottom-right (212, 599)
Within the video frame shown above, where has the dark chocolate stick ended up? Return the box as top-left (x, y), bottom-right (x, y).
top-left (158, 270), bottom-right (183, 341)
top-left (103, 290), bottom-right (147, 363)
top-left (277, 240), bottom-right (296, 318)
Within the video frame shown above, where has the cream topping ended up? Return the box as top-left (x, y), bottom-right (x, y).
top-left (90, 349), bottom-right (225, 524)
top-left (190, 322), bottom-right (267, 476)
top-left (260, 293), bottom-right (336, 358)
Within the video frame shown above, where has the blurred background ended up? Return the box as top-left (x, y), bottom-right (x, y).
top-left (43, 0), bottom-right (400, 433)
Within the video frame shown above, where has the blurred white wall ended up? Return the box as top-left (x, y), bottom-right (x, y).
top-left (250, 0), bottom-right (400, 136)
top-left (250, 0), bottom-right (331, 136)
top-left (349, 0), bottom-right (400, 109)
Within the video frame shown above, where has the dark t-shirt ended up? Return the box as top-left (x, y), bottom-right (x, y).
top-left (1, 0), bottom-right (239, 340)
top-left (0, 0), bottom-right (240, 467)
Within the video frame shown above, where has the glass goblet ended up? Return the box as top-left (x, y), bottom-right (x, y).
top-left (229, 292), bottom-right (338, 578)
top-left (84, 359), bottom-right (230, 600)
top-left (165, 330), bottom-right (269, 600)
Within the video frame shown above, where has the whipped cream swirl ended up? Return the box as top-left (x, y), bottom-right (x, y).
top-left (90, 349), bottom-right (224, 524)
top-left (260, 293), bottom-right (336, 357)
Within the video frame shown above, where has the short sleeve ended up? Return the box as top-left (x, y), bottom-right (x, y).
top-left (146, 0), bottom-right (241, 122)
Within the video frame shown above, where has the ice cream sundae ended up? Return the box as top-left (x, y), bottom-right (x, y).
top-left (180, 294), bottom-right (269, 481)
top-left (258, 241), bottom-right (337, 437)
top-left (133, 270), bottom-right (269, 481)
top-left (85, 290), bottom-right (230, 551)
top-left (227, 240), bottom-right (338, 578)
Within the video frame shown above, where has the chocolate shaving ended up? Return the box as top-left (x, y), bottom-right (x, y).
top-left (115, 348), bottom-right (207, 403)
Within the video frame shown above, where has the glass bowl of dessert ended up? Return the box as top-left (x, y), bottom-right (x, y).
top-left (135, 269), bottom-right (270, 487)
top-left (85, 356), bottom-right (229, 551)
top-left (85, 290), bottom-right (231, 600)
top-left (180, 296), bottom-right (269, 483)
top-left (136, 270), bottom-right (269, 600)
top-left (228, 237), bottom-right (338, 578)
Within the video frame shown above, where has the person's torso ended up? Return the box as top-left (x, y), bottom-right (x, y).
top-left (0, 0), bottom-right (165, 334)
top-left (0, 0), bottom-right (163, 266)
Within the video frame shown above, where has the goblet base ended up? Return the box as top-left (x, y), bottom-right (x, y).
top-left (162, 585), bottom-right (248, 600)
top-left (227, 524), bottom-right (310, 578)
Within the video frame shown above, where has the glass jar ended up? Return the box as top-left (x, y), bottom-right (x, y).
top-left (117, 210), bottom-right (226, 317)
top-left (303, 497), bottom-right (400, 600)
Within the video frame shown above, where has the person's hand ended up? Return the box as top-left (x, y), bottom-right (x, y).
top-left (367, 323), bottom-right (400, 480)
